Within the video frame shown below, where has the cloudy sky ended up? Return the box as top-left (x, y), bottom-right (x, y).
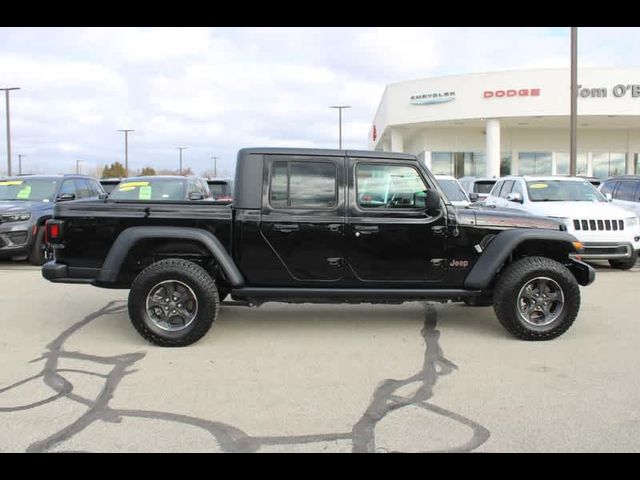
top-left (0, 27), bottom-right (638, 177)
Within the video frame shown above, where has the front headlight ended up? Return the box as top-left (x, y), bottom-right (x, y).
top-left (626, 216), bottom-right (639, 228)
top-left (0, 212), bottom-right (31, 222)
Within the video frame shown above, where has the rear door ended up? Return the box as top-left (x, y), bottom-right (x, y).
top-left (259, 155), bottom-right (346, 282)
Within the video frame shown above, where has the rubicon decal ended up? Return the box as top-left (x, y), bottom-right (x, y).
top-left (483, 88), bottom-right (541, 98)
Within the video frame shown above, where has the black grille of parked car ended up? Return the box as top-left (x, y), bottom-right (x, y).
top-left (7, 231), bottom-right (28, 245)
top-left (573, 219), bottom-right (624, 231)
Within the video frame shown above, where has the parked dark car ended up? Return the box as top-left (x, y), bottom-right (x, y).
top-left (206, 178), bottom-right (234, 203)
top-left (100, 178), bottom-right (122, 195)
top-left (44, 148), bottom-right (594, 346)
top-left (108, 176), bottom-right (212, 201)
top-left (0, 174), bottom-right (105, 265)
top-left (458, 176), bottom-right (497, 202)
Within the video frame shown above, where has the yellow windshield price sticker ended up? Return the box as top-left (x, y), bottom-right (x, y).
top-left (118, 186), bottom-right (136, 192)
top-left (16, 185), bottom-right (32, 199)
top-left (0, 180), bottom-right (24, 186)
top-left (119, 181), bottom-right (150, 189)
top-left (529, 183), bottom-right (548, 189)
top-left (138, 185), bottom-right (152, 200)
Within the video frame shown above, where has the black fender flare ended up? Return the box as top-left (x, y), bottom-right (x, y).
top-left (463, 229), bottom-right (580, 290)
top-left (97, 226), bottom-right (244, 287)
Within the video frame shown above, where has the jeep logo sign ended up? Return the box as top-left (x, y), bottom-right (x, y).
top-left (483, 88), bottom-right (541, 98)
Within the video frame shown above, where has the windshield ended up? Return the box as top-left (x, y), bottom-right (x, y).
top-left (109, 179), bottom-right (186, 201)
top-left (437, 179), bottom-right (468, 202)
top-left (474, 181), bottom-right (496, 194)
top-left (0, 178), bottom-right (59, 201)
top-left (526, 180), bottom-right (607, 202)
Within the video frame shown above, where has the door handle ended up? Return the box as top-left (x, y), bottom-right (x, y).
top-left (273, 223), bottom-right (300, 233)
top-left (354, 225), bottom-right (379, 235)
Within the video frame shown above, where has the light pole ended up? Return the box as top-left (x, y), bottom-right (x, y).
top-left (570, 27), bottom-right (578, 176)
top-left (76, 159), bottom-right (82, 174)
top-left (177, 147), bottom-right (187, 175)
top-left (118, 129), bottom-right (134, 177)
top-left (1, 87), bottom-right (20, 177)
top-left (18, 154), bottom-right (26, 175)
top-left (330, 105), bottom-right (351, 149)
top-left (211, 156), bottom-right (219, 177)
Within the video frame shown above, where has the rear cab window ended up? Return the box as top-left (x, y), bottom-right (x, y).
top-left (269, 160), bottom-right (338, 209)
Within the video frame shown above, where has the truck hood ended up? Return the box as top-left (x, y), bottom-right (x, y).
top-left (457, 206), bottom-right (563, 230)
top-left (526, 201), bottom-right (635, 219)
top-left (0, 200), bottom-right (52, 214)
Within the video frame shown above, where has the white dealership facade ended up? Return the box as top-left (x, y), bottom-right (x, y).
top-left (369, 68), bottom-right (640, 179)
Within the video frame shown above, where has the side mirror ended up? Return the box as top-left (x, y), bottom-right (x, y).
top-left (507, 192), bottom-right (523, 203)
top-left (56, 193), bottom-right (76, 202)
top-left (414, 189), bottom-right (441, 212)
top-left (98, 193), bottom-right (109, 200)
top-left (469, 192), bottom-right (480, 202)
top-left (605, 192), bottom-right (612, 201)
top-left (189, 192), bottom-right (204, 201)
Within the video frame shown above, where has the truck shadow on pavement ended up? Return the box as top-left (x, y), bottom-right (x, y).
top-left (0, 301), bottom-right (490, 453)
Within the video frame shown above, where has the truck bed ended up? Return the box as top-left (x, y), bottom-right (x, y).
top-left (53, 199), bottom-right (232, 271)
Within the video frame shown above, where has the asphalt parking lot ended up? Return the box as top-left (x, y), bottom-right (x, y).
top-left (1, 260), bottom-right (639, 453)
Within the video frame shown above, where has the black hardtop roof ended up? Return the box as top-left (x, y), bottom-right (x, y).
top-left (238, 147), bottom-right (416, 160)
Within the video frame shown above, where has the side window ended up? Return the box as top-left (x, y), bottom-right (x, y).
top-left (58, 180), bottom-right (76, 197)
top-left (491, 181), bottom-right (504, 197)
top-left (499, 180), bottom-right (515, 199)
top-left (91, 180), bottom-right (105, 196)
top-left (511, 181), bottom-right (524, 199)
top-left (600, 181), bottom-right (618, 197)
top-left (356, 163), bottom-right (427, 209)
top-left (269, 160), bottom-right (337, 209)
top-left (74, 179), bottom-right (92, 199)
top-left (615, 181), bottom-right (638, 202)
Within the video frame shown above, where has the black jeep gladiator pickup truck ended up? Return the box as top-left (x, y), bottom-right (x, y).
top-left (43, 148), bottom-right (595, 346)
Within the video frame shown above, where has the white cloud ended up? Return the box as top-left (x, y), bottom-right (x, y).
top-left (0, 27), bottom-right (638, 177)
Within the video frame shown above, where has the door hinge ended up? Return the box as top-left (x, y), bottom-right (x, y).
top-left (431, 225), bottom-right (447, 236)
top-left (327, 257), bottom-right (343, 268)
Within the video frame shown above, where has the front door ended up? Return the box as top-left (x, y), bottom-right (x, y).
top-left (259, 155), bottom-right (346, 283)
top-left (345, 159), bottom-right (448, 285)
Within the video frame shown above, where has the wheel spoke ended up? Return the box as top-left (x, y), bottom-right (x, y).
top-left (517, 276), bottom-right (565, 327)
top-left (146, 280), bottom-right (199, 332)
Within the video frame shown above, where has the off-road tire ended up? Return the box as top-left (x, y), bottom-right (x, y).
top-left (608, 250), bottom-right (638, 270)
top-left (128, 258), bottom-right (219, 347)
top-left (28, 226), bottom-right (46, 266)
top-left (493, 256), bottom-right (580, 341)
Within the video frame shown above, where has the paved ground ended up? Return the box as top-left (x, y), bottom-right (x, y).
top-left (0, 259), bottom-right (639, 452)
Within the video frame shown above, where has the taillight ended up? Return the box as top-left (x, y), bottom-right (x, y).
top-left (46, 220), bottom-right (64, 244)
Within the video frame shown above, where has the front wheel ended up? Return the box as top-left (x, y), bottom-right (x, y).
top-left (128, 258), bottom-right (219, 347)
top-left (493, 256), bottom-right (580, 341)
top-left (608, 250), bottom-right (638, 270)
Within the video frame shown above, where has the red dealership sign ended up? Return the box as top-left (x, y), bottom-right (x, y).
top-left (372, 125), bottom-right (377, 141)
top-left (483, 88), bottom-right (541, 98)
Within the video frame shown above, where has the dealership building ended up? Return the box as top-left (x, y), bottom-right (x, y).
top-left (369, 68), bottom-right (640, 179)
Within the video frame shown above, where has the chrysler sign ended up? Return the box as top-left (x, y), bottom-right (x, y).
top-left (410, 91), bottom-right (456, 105)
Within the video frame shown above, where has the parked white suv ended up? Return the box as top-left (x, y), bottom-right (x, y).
top-left (484, 176), bottom-right (640, 269)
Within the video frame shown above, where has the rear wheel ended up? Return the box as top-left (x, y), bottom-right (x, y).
top-left (128, 258), bottom-right (219, 347)
top-left (608, 250), bottom-right (638, 270)
top-left (493, 256), bottom-right (580, 341)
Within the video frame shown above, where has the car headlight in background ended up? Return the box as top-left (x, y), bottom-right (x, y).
top-left (0, 212), bottom-right (31, 223)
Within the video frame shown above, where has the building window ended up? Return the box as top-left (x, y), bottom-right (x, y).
top-left (500, 153), bottom-right (512, 176)
top-left (519, 152), bottom-right (552, 175)
top-left (592, 152), bottom-right (626, 179)
top-left (463, 152), bottom-right (486, 177)
top-left (555, 152), bottom-right (588, 176)
top-left (431, 152), bottom-right (453, 176)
